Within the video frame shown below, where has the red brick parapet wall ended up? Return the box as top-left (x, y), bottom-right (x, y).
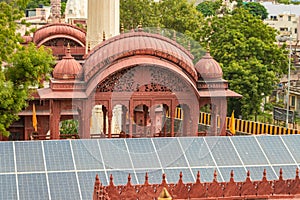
top-left (93, 168), bottom-right (300, 200)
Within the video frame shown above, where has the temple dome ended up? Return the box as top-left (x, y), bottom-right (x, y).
top-left (195, 51), bottom-right (223, 79)
top-left (53, 45), bottom-right (82, 80)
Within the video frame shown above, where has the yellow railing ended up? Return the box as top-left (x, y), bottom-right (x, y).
top-left (172, 108), bottom-right (299, 135)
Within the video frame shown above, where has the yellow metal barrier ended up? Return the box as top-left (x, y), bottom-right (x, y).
top-left (198, 112), bottom-right (299, 135)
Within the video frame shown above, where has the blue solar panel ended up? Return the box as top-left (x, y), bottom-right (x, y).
top-left (273, 165), bottom-right (299, 180)
top-left (15, 141), bottom-right (45, 172)
top-left (0, 174), bottom-right (17, 199)
top-left (18, 173), bottom-right (49, 200)
top-left (77, 171), bottom-right (107, 200)
top-left (153, 138), bottom-right (188, 167)
top-left (43, 140), bottom-right (74, 171)
top-left (218, 167), bottom-right (247, 182)
top-left (246, 166), bottom-right (277, 181)
top-left (99, 139), bottom-right (132, 169)
top-left (135, 169), bottom-right (163, 184)
top-left (205, 137), bottom-right (242, 166)
top-left (257, 136), bottom-right (295, 165)
top-left (71, 140), bottom-right (104, 170)
top-left (231, 136), bottom-right (269, 165)
top-left (281, 135), bottom-right (300, 163)
top-left (0, 142), bottom-right (15, 173)
top-left (164, 168), bottom-right (194, 183)
top-left (191, 168), bottom-right (223, 182)
top-left (179, 137), bottom-right (215, 167)
top-left (126, 138), bottom-right (160, 169)
top-left (106, 170), bottom-right (137, 186)
top-left (48, 172), bottom-right (81, 200)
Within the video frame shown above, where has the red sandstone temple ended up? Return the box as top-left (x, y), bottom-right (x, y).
top-left (8, 23), bottom-right (242, 141)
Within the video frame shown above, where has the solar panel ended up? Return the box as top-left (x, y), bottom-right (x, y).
top-left (245, 166), bottom-right (277, 181)
top-left (256, 135), bottom-right (295, 165)
top-left (164, 168), bottom-right (194, 183)
top-left (43, 140), bottom-right (74, 171)
top-left (106, 170), bottom-right (137, 185)
top-left (281, 135), bottom-right (300, 164)
top-left (179, 137), bottom-right (215, 167)
top-left (205, 137), bottom-right (242, 166)
top-left (153, 138), bottom-right (188, 168)
top-left (0, 142), bottom-right (15, 173)
top-left (15, 141), bottom-right (45, 172)
top-left (191, 167), bottom-right (223, 182)
top-left (231, 136), bottom-right (269, 165)
top-left (273, 165), bottom-right (299, 180)
top-left (1, 135), bottom-right (300, 199)
top-left (0, 174), bottom-right (17, 199)
top-left (218, 167), bottom-right (247, 182)
top-left (71, 140), bottom-right (104, 170)
top-left (135, 169), bottom-right (163, 184)
top-left (77, 171), bottom-right (107, 200)
top-left (98, 139), bottom-right (132, 169)
top-left (48, 172), bottom-right (81, 200)
top-left (126, 138), bottom-right (160, 169)
top-left (18, 173), bottom-right (49, 200)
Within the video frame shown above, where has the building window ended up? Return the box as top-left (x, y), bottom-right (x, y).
top-left (288, 16), bottom-right (292, 21)
top-left (295, 28), bottom-right (297, 34)
top-left (291, 95), bottom-right (296, 107)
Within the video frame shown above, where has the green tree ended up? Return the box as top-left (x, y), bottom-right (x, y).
top-left (199, 8), bottom-right (289, 119)
top-left (242, 2), bottom-right (268, 20)
top-left (0, 0), bottom-right (54, 136)
top-left (196, 0), bottom-right (222, 17)
top-left (120, 0), bottom-right (203, 40)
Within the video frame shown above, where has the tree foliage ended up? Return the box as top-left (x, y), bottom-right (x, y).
top-left (0, 0), bottom-right (54, 136)
top-left (120, 0), bottom-right (203, 40)
top-left (199, 8), bottom-right (289, 119)
top-left (242, 2), bottom-right (268, 20)
top-left (196, 0), bottom-right (222, 17)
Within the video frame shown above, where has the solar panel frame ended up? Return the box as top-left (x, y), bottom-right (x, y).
top-left (15, 141), bottom-right (45, 172)
top-left (205, 137), bottom-right (243, 166)
top-left (0, 142), bottom-right (15, 173)
top-left (152, 137), bottom-right (188, 168)
top-left (18, 173), bottom-right (49, 200)
top-left (43, 140), bottom-right (75, 171)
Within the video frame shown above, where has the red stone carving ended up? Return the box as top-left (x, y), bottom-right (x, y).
top-left (189, 171), bottom-right (206, 198)
top-left (240, 170), bottom-right (256, 196)
top-left (206, 170), bottom-right (224, 197)
top-left (223, 170), bottom-right (239, 197)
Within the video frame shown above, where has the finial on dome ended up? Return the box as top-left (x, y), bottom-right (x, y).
top-left (187, 40), bottom-right (191, 52)
top-left (156, 24), bottom-right (161, 35)
top-left (121, 23), bottom-right (124, 34)
top-left (173, 30), bottom-right (176, 41)
top-left (103, 31), bottom-right (106, 41)
top-left (207, 42), bottom-right (210, 52)
top-left (66, 43), bottom-right (71, 57)
top-left (138, 21), bottom-right (143, 32)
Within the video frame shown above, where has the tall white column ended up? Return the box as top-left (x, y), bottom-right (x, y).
top-left (86, 0), bottom-right (120, 52)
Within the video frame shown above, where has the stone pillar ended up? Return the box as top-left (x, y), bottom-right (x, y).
top-left (80, 101), bottom-right (91, 139)
top-left (170, 106), bottom-right (175, 137)
top-left (102, 106), bottom-right (107, 135)
top-left (50, 100), bottom-right (61, 139)
top-left (108, 109), bottom-right (112, 138)
top-left (210, 104), bottom-right (218, 135)
top-left (86, 0), bottom-right (120, 52)
top-left (218, 99), bottom-right (227, 136)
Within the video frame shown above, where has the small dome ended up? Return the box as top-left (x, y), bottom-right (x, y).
top-left (53, 45), bottom-right (82, 80)
top-left (195, 51), bottom-right (223, 79)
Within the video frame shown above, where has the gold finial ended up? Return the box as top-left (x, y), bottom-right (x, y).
top-left (66, 43), bottom-right (71, 56)
top-left (157, 24), bottom-right (161, 35)
top-left (173, 30), bottom-right (176, 41)
top-left (206, 42), bottom-right (210, 52)
top-left (87, 42), bottom-right (91, 52)
top-left (158, 187), bottom-right (172, 200)
top-left (121, 23), bottom-right (124, 33)
top-left (103, 31), bottom-right (106, 41)
top-left (138, 21), bottom-right (143, 32)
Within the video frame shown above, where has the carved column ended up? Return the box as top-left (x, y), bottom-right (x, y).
top-left (50, 100), bottom-right (61, 139)
top-left (170, 105), bottom-right (176, 137)
top-left (149, 105), bottom-right (156, 136)
top-left (102, 106), bottom-right (107, 135)
top-left (218, 98), bottom-right (227, 136)
top-left (80, 100), bottom-right (91, 139)
top-left (121, 106), bottom-right (127, 132)
top-left (210, 104), bottom-right (218, 136)
top-left (108, 109), bottom-right (112, 138)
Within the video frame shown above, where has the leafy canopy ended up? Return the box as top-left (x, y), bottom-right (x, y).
top-left (199, 8), bottom-right (288, 118)
top-left (0, 0), bottom-right (54, 136)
